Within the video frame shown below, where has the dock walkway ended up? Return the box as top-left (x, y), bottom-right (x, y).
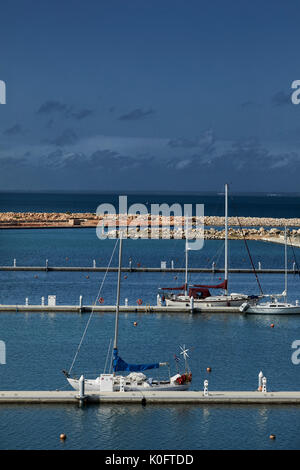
top-left (1, 390), bottom-right (300, 404)
top-left (0, 304), bottom-right (242, 314)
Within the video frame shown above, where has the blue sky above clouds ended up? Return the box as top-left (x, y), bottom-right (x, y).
top-left (1, 0), bottom-right (300, 192)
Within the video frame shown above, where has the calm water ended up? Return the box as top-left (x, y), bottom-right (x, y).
top-left (1, 226), bottom-right (300, 449)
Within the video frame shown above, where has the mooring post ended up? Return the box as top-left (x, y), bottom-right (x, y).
top-left (41, 296), bottom-right (45, 307)
top-left (293, 262), bottom-right (296, 273)
top-left (190, 296), bottom-right (194, 313)
top-left (171, 260), bottom-right (174, 270)
top-left (79, 295), bottom-right (83, 310)
top-left (204, 379), bottom-right (209, 396)
top-left (78, 375), bottom-right (85, 399)
top-left (25, 297), bottom-right (29, 306)
top-left (212, 262), bottom-right (216, 273)
top-left (262, 376), bottom-right (267, 393)
top-left (258, 261), bottom-right (261, 270)
top-left (45, 259), bottom-right (48, 272)
top-left (93, 259), bottom-right (96, 269)
top-left (258, 371), bottom-right (263, 390)
top-left (13, 259), bottom-right (16, 267)
top-left (125, 298), bottom-right (128, 306)
top-left (129, 258), bottom-right (132, 271)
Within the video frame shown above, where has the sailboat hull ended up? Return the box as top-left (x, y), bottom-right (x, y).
top-left (245, 304), bottom-right (300, 315)
top-left (164, 294), bottom-right (258, 308)
top-left (67, 377), bottom-right (190, 392)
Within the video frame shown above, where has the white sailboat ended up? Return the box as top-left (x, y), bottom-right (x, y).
top-left (65, 236), bottom-right (192, 392)
top-left (243, 227), bottom-right (300, 315)
top-left (158, 184), bottom-right (259, 308)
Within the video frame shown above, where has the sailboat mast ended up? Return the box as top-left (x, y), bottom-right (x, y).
top-left (284, 226), bottom-right (287, 302)
top-left (113, 234), bottom-right (123, 351)
top-left (185, 222), bottom-right (188, 296)
top-left (224, 183), bottom-right (228, 295)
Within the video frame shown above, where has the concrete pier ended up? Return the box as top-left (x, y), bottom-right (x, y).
top-left (1, 389), bottom-right (300, 404)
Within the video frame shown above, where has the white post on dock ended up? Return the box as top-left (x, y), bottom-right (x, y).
top-left (262, 376), bottom-right (267, 393)
top-left (13, 259), bottom-right (16, 267)
top-left (125, 298), bottom-right (128, 306)
top-left (212, 262), bottom-right (216, 273)
top-left (293, 262), bottom-right (296, 273)
top-left (79, 295), bottom-right (83, 308)
top-left (78, 375), bottom-right (85, 399)
top-left (258, 371), bottom-right (263, 390)
top-left (46, 259), bottom-right (48, 271)
top-left (93, 259), bottom-right (96, 269)
top-left (171, 260), bottom-right (174, 270)
top-left (41, 296), bottom-right (45, 306)
top-left (204, 379), bottom-right (209, 396)
top-left (258, 261), bottom-right (262, 270)
top-left (25, 297), bottom-right (29, 306)
top-left (157, 294), bottom-right (161, 306)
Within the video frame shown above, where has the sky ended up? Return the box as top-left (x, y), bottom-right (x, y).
top-left (1, 0), bottom-right (300, 192)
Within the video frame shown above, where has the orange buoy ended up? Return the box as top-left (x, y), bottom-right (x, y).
top-left (270, 323), bottom-right (275, 328)
top-left (60, 433), bottom-right (67, 440)
top-left (133, 321), bottom-right (138, 326)
top-left (86, 275), bottom-right (89, 279)
top-left (258, 386), bottom-right (262, 392)
top-left (269, 434), bottom-right (276, 440)
top-left (206, 367), bottom-right (211, 373)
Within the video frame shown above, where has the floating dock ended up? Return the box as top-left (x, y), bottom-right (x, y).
top-left (0, 304), bottom-right (242, 314)
top-left (1, 390), bottom-right (300, 404)
top-left (0, 265), bottom-right (299, 274)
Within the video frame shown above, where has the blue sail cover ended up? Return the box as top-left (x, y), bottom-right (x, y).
top-left (113, 348), bottom-right (160, 372)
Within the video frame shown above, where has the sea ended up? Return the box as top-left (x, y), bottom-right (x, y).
top-left (0, 191), bottom-right (300, 450)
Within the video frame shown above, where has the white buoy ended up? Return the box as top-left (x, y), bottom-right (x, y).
top-left (157, 294), bottom-right (161, 306)
top-left (204, 379), bottom-right (209, 396)
top-left (258, 371), bottom-right (263, 390)
top-left (262, 376), bottom-right (267, 393)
